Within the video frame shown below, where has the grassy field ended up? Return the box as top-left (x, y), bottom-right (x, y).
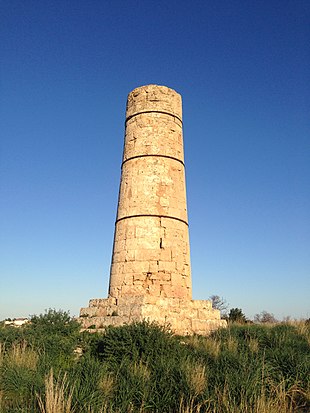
top-left (0, 310), bottom-right (309, 412)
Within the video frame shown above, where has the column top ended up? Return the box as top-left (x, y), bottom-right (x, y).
top-left (126, 84), bottom-right (182, 121)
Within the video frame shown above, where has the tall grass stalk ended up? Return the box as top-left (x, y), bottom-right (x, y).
top-left (184, 361), bottom-right (206, 396)
top-left (294, 321), bottom-right (310, 345)
top-left (37, 369), bottom-right (74, 413)
top-left (178, 395), bottom-right (204, 413)
top-left (7, 342), bottom-right (38, 370)
top-left (247, 337), bottom-right (259, 353)
top-left (203, 338), bottom-right (221, 358)
top-left (0, 342), bottom-right (4, 366)
top-left (99, 372), bottom-right (115, 399)
top-left (226, 335), bottom-right (238, 354)
top-left (84, 406), bottom-right (109, 413)
top-left (0, 390), bottom-right (3, 411)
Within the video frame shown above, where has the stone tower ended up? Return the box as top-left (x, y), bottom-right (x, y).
top-left (109, 85), bottom-right (191, 301)
top-left (79, 85), bottom-right (226, 335)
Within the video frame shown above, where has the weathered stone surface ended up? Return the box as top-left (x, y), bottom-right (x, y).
top-left (79, 296), bottom-right (225, 335)
top-left (108, 85), bottom-right (191, 301)
top-left (79, 85), bottom-right (227, 335)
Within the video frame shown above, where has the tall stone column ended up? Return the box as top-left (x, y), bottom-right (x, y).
top-left (109, 85), bottom-right (192, 300)
top-left (79, 85), bottom-right (226, 335)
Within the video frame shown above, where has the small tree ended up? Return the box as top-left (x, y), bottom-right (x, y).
top-left (209, 295), bottom-right (229, 318)
top-left (29, 308), bottom-right (78, 334)
top-left (228, 308), bottom-right (247, 323)
top-left (26, 309), bottom-right (81, 368)
top-left (254, 311), bottom-right (278, 324)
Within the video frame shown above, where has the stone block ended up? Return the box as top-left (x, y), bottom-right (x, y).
top-left (158, 271), bottom-right (171, 282)
top-left (125, 250), bottom-right (136, 261)
top-left (80, 307), bottom-right (96, 317)
top-left (121, 285), bottom-right (145, 296)
top-left (191, 319), bottom-right (208, 332)
top-left (135, 249), bottom-right (159, 261)
top-left (191, 300), bottom-right (212, 309)
top-left (146, 284), bottom-right (161, 297)
top-left (197, 309), bottom-right (214, 320)
top-left (179, 306), bottom-right (197, 318)
top-left (158, 261), bottom-right (176, 272)
top-left (160, 284), bottom-right (174, 297)
top-left (160, 248), bottom-right (172, 261)
top-left (117, 296), bottom-right (145, 306)
top-left (133, 273), bottom-right (146, 282)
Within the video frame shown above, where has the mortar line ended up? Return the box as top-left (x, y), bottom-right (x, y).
top-left (122, 154), bottom-right (185, 167)
top-left (115, 214), bottom-right (188, 226)
top-left (125, 110), bottom-right (182, 124)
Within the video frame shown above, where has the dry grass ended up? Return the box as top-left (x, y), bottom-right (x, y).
top-left (99, 372), bottom-right (115, 399)
top-left (184, 362), bottom-right (207, 397)
top-left (37, 369), bottom-right (74, 413)
top-left (0, 342), bottom-right (4, 366)
top-left (5, 341), bottom-right (38, 370)
top-left (248, 337), bottom-right (259, 353)
top-left (131, 360), bottom-right (151, 382)
top-left (200, 337), bottom-right (221, 358)
top-left (294, 321), bottom-right (310, 345)
top-left (178, 396), bottom-right (204, 413)
top-left (84, 406), bottom-right (109, 413)
top-left (183, 335), bottom-right (222, 358)
top-left (226, 336), bottom-right (238, 354)
top-left (211, 378), bottom-right (308, 413)
top-left (10, 342), bottom-right (38, 369)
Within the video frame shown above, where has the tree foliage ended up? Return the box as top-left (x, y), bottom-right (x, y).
top-left (228, 308), bottom-right (247, 323)
top-left (26, 309), bottom-right (81, 366)
top-left (29, 308), bottom-right (80, 335)
top-left (254, 311), bottom-right (278, 324)
top-left (209, 295), bottom-right (229, 317)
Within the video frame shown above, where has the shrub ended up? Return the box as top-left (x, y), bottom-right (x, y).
top-left (254, 311), bottom-right (278, 324)
top-left (228, 308), bottom-right (247, 323)
top-left (89, 321), bottom-right (191, 411)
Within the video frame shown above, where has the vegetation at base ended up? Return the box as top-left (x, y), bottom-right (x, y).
top-left (0, 310), bottom-right (309, 412)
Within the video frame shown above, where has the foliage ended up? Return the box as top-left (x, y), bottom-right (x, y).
top-left (0, 313), bottom-right (309, 413)
top-left (227, 307), bottom-right (248, 323)
top-left (254, 310), bottom-right (278, 324)
top-left (26, 309), bottom-right (81, 369)
top-left (0, 309), bottom-right (81, 373)
top-left (90, 320), bottom-right (182, 363)
top-left (29, 309), bottom-right (78, 334)
top-left (209, 295), bottom-right (229, 317)
top-left (88, 321), bottom-right (190, 412)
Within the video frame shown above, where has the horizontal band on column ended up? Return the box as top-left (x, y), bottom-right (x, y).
top-left (122, 154), bottom-right (185, 167)
top-left (126, 110), bottom-right (182, 124)
top-left (115, 214), bottom-right (188, 226)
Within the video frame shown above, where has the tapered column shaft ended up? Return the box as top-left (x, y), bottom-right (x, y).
top-left (109, 85), bottom-right (192, 300)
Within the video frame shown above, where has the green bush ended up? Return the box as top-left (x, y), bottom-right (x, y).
top-left (227, 307), bottom-right (247, 323)
top-left (91, 320), bottom-right (182, 363)
top-left (89, 321), bottom-right (191, 412)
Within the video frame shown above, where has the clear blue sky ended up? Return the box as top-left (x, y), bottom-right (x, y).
top-left (1, 0), bottom-right (309, 321)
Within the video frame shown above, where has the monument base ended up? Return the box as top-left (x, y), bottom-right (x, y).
top-left (79, 296), bottom-right (226, 335)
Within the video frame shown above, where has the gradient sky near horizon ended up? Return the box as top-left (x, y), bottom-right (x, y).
top-left (1, 0), bottom-right (309, 321)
